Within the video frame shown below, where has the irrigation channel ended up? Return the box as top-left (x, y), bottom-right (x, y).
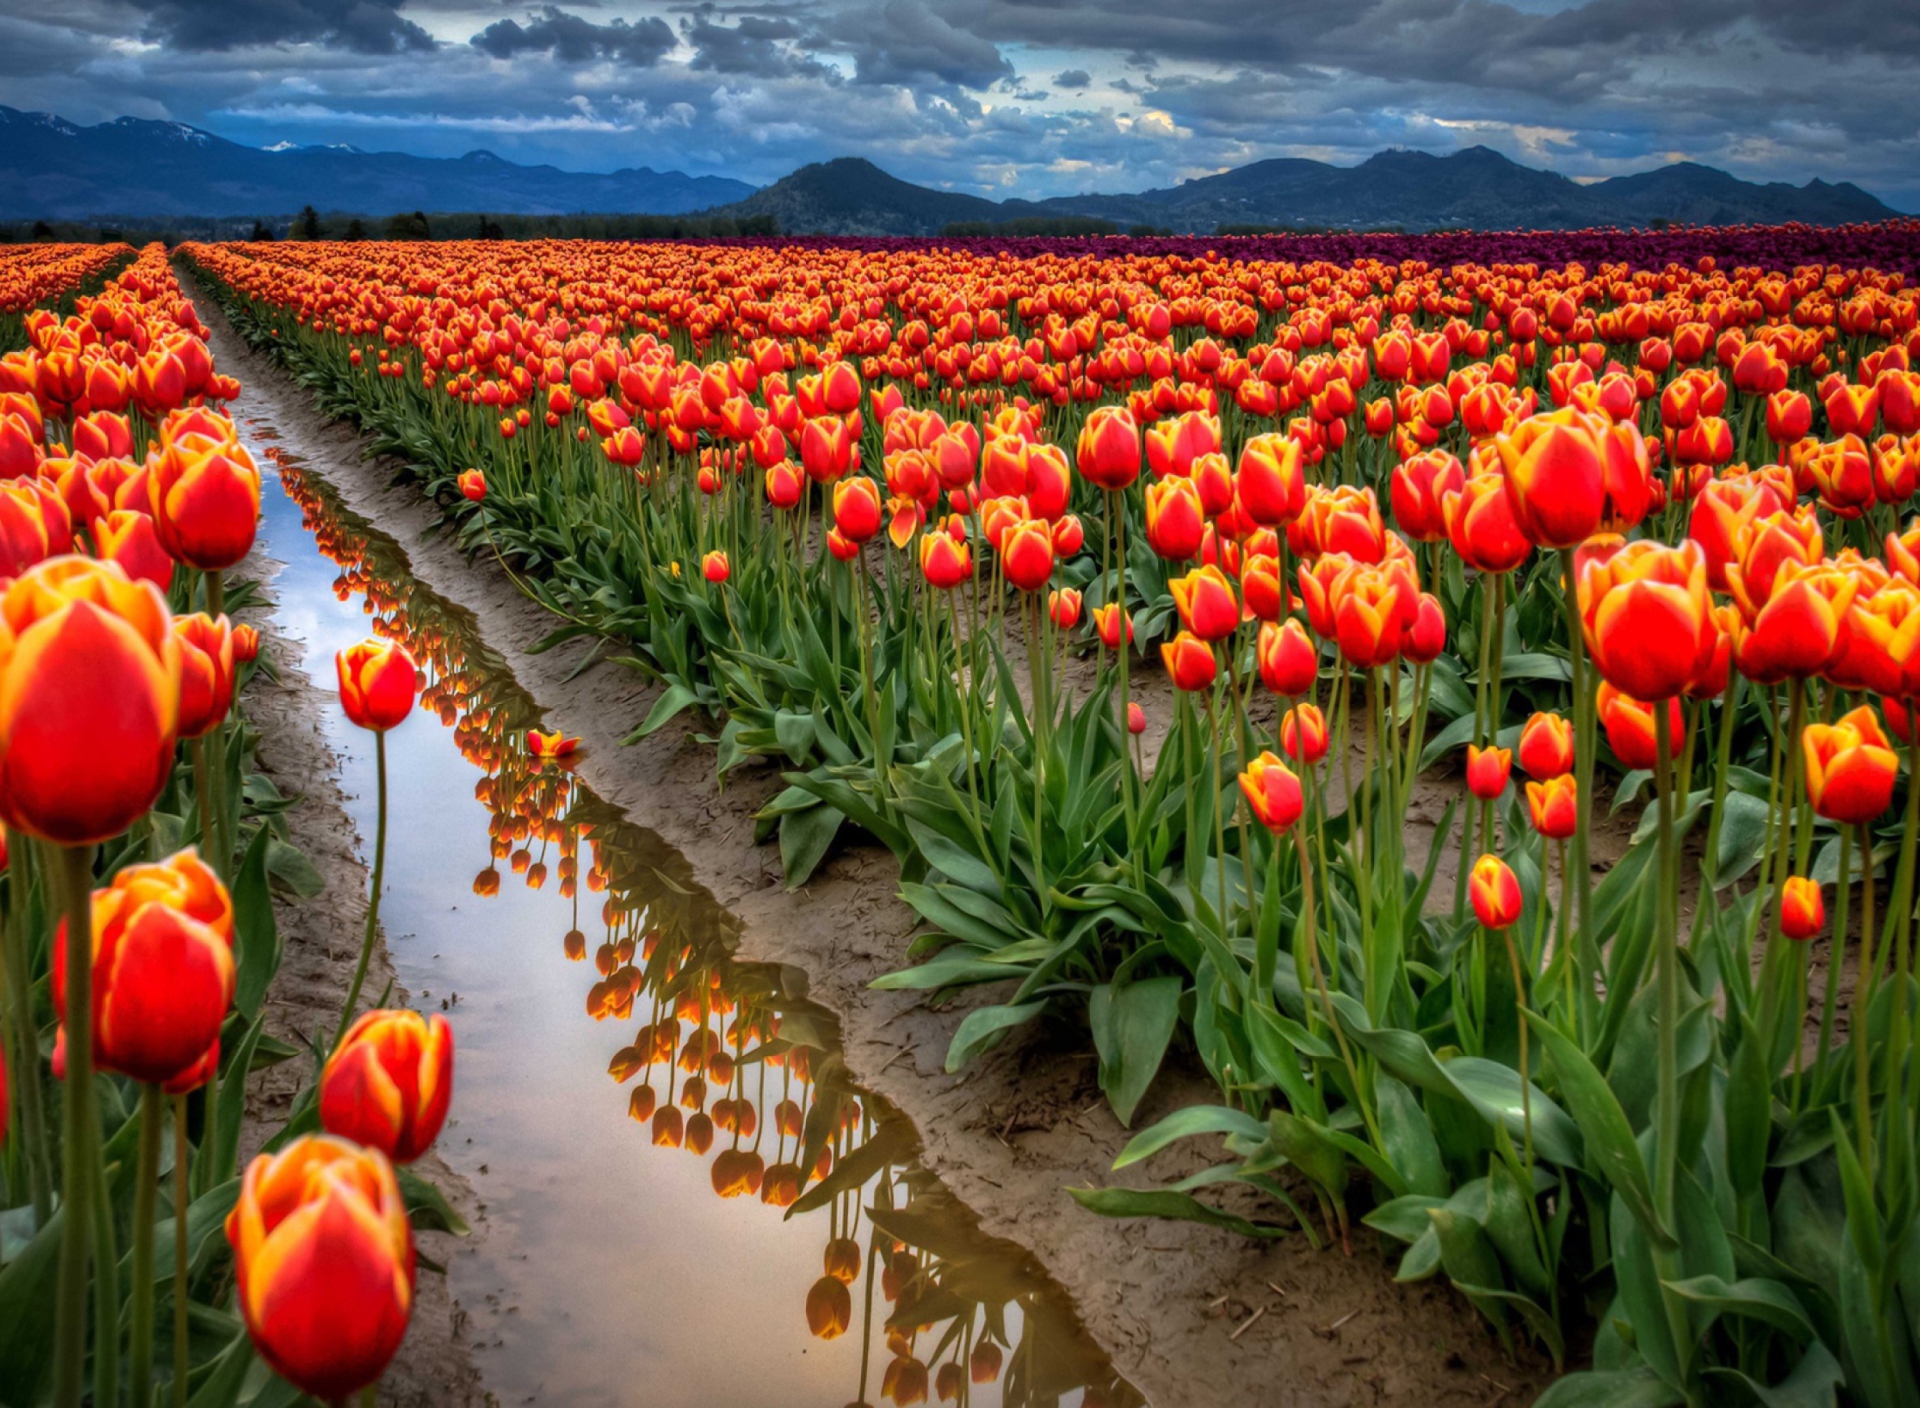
top-left (241, 408), bottom-right (1140, 1408)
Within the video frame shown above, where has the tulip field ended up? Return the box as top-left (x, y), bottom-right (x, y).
top-left (5, 218), bottom-right (1920, 1407)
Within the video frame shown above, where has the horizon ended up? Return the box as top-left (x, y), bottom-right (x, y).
top-left (5, 105), bottom-right (1909, 218)
top-left (2, 1), bottom-right (1916, 212)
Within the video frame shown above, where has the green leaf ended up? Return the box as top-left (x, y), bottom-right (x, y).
top-left (231, 825), bottom-right (279, 1021)
top-left (1663, 1275), bottom-right (1815, 1344)
top-left (1366, 1195), bottom-right (1448, 1244)
top-left (625, 681), bottom-right (699, 741)
top-left (778, 802), bottom-right (843, 888)
top-left (398, 1166), bottom-right (470, 1236)
top-left (1700, 1339), bottom-right (1844, 1408)
top-left (1376, 1074), bottom-right (1448, 1198)
top-left (787, 1121), bottom-right (913, 1217)
top-left (1711, 792), bottom-right (1772, 888)
top-left (1444, 1056), bottom-right (1583, 1171)
top-left (1533, 1367), bottom-right (1685, 1408)
top-left (1524, 1009), bottom-right (1667, 1246)
top-left (1067, 1186), bottom-right (1288, 1239)
top-left (1113, 1104), bottom-right (1269, 1170)
top-left (0, 1203), bottom-right (64, 1404)
top-left (124, 1179), bottom-right (240, 1297)
top-left (1089, 976), bottom-right (1182, 1127)
top-left (944, 1000), bottom-right (1046, 1072)
top-left (264, 836), bottom-right (324, 899)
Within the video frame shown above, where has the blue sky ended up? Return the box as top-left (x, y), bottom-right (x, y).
top-left (1, 0), bottom-right (1914, 208)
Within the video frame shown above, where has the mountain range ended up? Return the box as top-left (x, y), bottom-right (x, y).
top-left (712, 150), bottom-right (1899, 235)
top-left (0, 107), bottom-right (754, 221)
top-left (0, 105), bottom-right (1901, 233)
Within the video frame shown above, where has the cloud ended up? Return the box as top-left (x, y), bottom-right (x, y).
top-left (470, 7), bottom-right (676, 65)
top-left (824, 1), bottom-right (1011, 89)
top-left (680, 6), bottom-right (836, 79)
top-left (1053, 68), bottom-right (1090, 89)
top-left (122, 0), bottom-right (434, 53)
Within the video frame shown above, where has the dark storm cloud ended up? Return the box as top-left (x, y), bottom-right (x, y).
top-left (680, 6), bottom-right (836, 77)
top-left (471, 6), bottom-right (675, 63)
top-left (821, 1), bottom-right (1011, 89)
top-left (1053, 68), bottom-right (1091, 89)
top-left (123, 0), bottom-right (434, 52)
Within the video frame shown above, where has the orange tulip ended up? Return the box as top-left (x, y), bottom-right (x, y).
top-left (1390, 449), bottom-right (1465, 544)
top-left (1049, 587), bottom-right (1083, 630)
top-left (1725, 507), bottom-right (1823, 613)
top-left (94, 508), bottom-right (175, 592)
top-left (1443, 471), bottom-right (1530, 574)
top-left (701, 550), bottom-right (730, 583)
top-left (1466, 744), bottom-right (1511, 800)
top-left (1239, 553), bottom-right (1289, 623)
top-left (149, 417), bottom-right (261, 571)
top-left (320, 1009), bottom-right (454, 1164)
top-left (1517, 711), bottom-right (1574, 779)
top-left (173, 612), bottom-right (236, 739)
top-left (999, 519), bottom-right (1055, 592)
top-left (919, 533), bottom-right (972, 589)
top-left (1577, 537), bottom-right (1716, 701)
top-left (1332, 559), bottom-right (1418, 668)
top-left (806, 1274), bottom-right (853, 1339)
top-left (1803, 707), bottom-right (1898, 824)
top-left (1170, 565), bottom-right (1240, 642)
top-left (1239, 751), bottom-right (1304, 832)
top-left (1279, 704), bottom-right (1329, 765)
top-left (1076, 405), bottom-right (1140, 491)
top-left (1093, 602), bottom-right (1133, 649)
top-left (1236, 433), bottom-right (1307, 526)
top-left (0, 556), bottom-right (180, 844)
top-left (336, 638), bottom-right (417, 732)
top-left (526, 729), bottom-right (578, 758)
top-left (1145, 476), bottom-right (1206, 561)
top-left (832, 476), bottom-right (883, 543)
top-left (1469, 854), bottom-right (1522, 930)
top-left (1526, 775), bottom-right (1579, 840)
top-left (1766, 390), bottom-right (1812, 445)
top-left (1257, 617), bottom-right (1318, 697)
top-left (226, 1136), bottom-right (414, 1401)
top-left (458, 469), bottom-right (486, 502)
top-left (971, 1339), bottom-right (1004, 1384)
top-left (1779, 876), bottom-right (1823, 941)
top-left (52, 847), bottom-right (233, 1085)
top-left (1728, 562), bottom-right (1856, 684)
top-left (1160, 631), bottom-right (1217, 692)
top-left (1597, 682), bottom-right (1684, 771)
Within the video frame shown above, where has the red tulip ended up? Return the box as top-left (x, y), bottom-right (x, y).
top-left (1469, 854), bottom-right (1522, 930)
top-left (1238, 751), bottom-right (1303, 832)
top-left (336, 638), bottom-right (418, 732)
top-left (226, 1136), bottom-right (414, 1401)
top-left (321, 1009), bottom-right (454, 1164)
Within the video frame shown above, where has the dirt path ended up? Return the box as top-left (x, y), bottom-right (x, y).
top-left (237, 526), bottom-right (492, 1406)
top-left (200, 282), bottom-right (1554, 1408)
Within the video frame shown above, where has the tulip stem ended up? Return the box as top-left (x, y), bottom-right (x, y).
top-left (1558, 548), bottom-right (1595, 1044)
top-left (131, 1084), bottom-right (162, 1408)
top-left (1652, 704), bottom-right (1680, 1233)
top-left (336, 729), bottom-right (389, 1051)
top-left (1, 857), bottom-right (53, 1226)
top-left (1854, 821), bottom-right (1877, 1174)
top-left (173, 1094), bottom-right (190, 1408)
top-left (53, 842), bottom-right (97, 1408)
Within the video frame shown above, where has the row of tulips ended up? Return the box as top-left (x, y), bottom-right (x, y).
top-left (189, 232), bottom-right (1920, 1407)
top-left (276, 445), bottom-right (1137, 1404)
top-left (0, 247), bottom-right (465, 1408)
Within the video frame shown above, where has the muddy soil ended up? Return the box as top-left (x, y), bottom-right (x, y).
top-left (236, 547), bottom-right (493, 1408)
top-left (200, 283), bottom-right (1556, 1408)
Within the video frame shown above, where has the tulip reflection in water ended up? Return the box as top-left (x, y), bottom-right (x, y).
top-left (274, 451), bottom-right (1138, 1408)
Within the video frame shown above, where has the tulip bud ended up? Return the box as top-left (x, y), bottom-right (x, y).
top-left (1169, 565), bottom-right (1240, 642)
top-left (1779, 876), bottom-right (1823, 941)
top-left (320, 1009), bottom-right (454, 1164)
top-left (1126, 701), bottom-right (1145, 735)
top-left (702, 550), bottom-right (730, 584)
top-left (150, 415), bottom-right (261, 571)
top-left (226, 1136), bottom-right (414, 1401)
top-left (1803, 707), bottom-right (1898, 824)
top-left (1469, 854), bottom-right (1522, 930)
top-left (1092, 603), bottom-right (1133, 650)
top-left (1279, 703), bottom-right (1329, 764)
top-left (1048, 587), bottom-right (1082, 630)
top-left (1239, 751), bottom-right (1303, 833)
top-left (173, 612), bottom-right (236, 739)
top-left (1466, 744), bottom-right (1512, 800)
top-left (458, 469), bottom-right (487, 502)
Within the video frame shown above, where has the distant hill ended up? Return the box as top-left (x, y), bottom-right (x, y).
top-left (0, 107), bottom-right (755, 221)
top-left (0, 106), bottom-right (1900, 235)
top-left (713, 147), bottom-right (1899, 236)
